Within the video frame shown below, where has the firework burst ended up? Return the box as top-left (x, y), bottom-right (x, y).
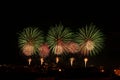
top-left (22, 44), bottom-right (34, 56)
top-left (47, 24), bottom-right (73, 55)
top-left (66, 42), bottom-right (79, 54)
top-left (75, 24), bottom-right (104, 56)
top-left (18, 27), bottom-right (44, 56)
top-left (38, 43), bottom-right (50, 58)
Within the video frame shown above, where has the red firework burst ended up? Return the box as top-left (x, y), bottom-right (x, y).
top-left (66, 42), bottom-right (79, 54)
top-left (38, 43), bottom-right (50, 58)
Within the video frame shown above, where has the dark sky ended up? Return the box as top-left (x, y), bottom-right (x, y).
top-left (0, 3), bottom-right (120, 68)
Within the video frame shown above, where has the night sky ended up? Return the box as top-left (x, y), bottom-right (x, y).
top-left (0, 3), bottom-right (120, 69)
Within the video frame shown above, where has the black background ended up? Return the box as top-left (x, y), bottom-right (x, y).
top-left (0, 2), bottom-right (120, 69)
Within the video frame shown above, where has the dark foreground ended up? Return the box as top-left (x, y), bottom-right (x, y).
top-left (0, 64), bottom-right (120, 80)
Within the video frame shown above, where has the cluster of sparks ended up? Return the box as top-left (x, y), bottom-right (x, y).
top-left (66, 42), bottom-right (79, 53)
top-left (18, 27), bottom-right (44, 56)
top-left (47, 24), bottom-right (74, 55)
top-left (75, 24), bottom-right (104, 56)
top-left (38, 43), bottom-right (50, 58)
top-left (23, 44), bottom-right (34, 56)
top-left (18, 24), bottom-right (104, 58)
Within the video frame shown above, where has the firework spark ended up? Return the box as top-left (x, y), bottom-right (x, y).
top-left (75, 24), bottom-right (104, 56)
top-left (47, 24), bottom-right (73, 55)
top-left (18, 27), bottom-right (44, 56)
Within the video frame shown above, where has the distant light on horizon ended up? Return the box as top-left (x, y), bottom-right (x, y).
top-left (58, 68), bottom-right (62, 72)
top-left (114, 68), bottom-right (120, 76)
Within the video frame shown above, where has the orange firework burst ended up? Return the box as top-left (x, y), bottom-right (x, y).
top-left (53, 39), bottom-right (67, 55)
top-left (22, 44), bottom-right (34, 56)
top-left (79, 40), bottom-right (95, 55)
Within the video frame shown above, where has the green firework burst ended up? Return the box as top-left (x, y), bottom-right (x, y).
top-left (47, 24), bottom-right (73, 55)
top-left (18, 27), bottom-right (44, 56)
top-left (75, 24), bottom-right (104, 56)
